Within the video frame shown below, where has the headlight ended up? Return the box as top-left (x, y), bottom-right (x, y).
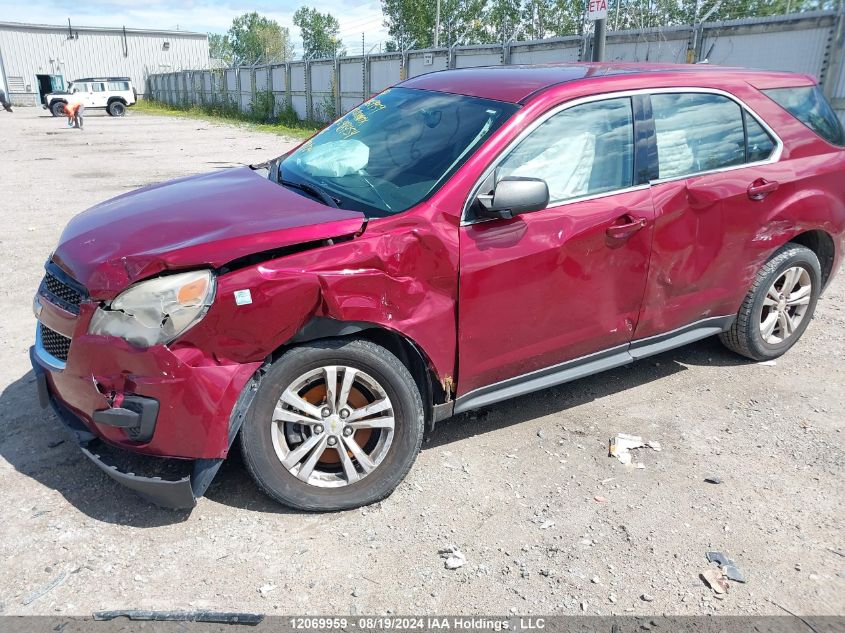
top-left (89, 270), bottom-right (215, 348)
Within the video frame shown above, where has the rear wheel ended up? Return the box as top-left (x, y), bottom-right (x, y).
top-left (50, 101), bottom-right (66, 117)
top-left (240, 339), bottom-right (424, 511)
top-left (107, 100), bottom-right (126, 116)
top-left (719, 243), bottom-right (821, 361)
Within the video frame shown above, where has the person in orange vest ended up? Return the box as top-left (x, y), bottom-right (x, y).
top-left (64, 92), bottom-right (85, 129)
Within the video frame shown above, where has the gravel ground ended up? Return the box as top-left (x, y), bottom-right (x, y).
top-left (0, 106), bottom-right (843, 618)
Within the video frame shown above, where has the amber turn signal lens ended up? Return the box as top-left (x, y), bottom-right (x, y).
top-left (177, 278), bottom-right (209, 306)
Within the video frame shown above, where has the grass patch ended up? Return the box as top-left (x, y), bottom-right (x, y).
top-left (133, 98), bottom-right (323, 140)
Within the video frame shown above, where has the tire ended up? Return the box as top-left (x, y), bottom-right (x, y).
top-left (50, 101), bottom-right (66, 117)
top-left (107, 100), bottom-right (126, 116)
top-left (719, 243), bottom-right (821, 361)
top-left (240, 339), bottom-right (424, 511)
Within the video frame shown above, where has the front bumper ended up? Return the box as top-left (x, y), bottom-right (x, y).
top-left (35, 296), bottom-right (261, 458)
top-left (31, 349), bottom-right (235, 509)
top-left (31, 261), bottom-right (264, 508)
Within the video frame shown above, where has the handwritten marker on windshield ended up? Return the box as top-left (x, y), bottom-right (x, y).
top-left (234, 289), bottom-right (252, 306)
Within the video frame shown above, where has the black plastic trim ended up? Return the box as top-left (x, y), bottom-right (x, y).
top-left (289, 316), bottom-right (377, 343)
top-left (633, 94), bottom-right (659, 183)
top-left (35, 371), bottom-right (50, 409)
top-left (80, 444), bottom-right (196, 509)
top-left (454, 344), bottom-right (631, 414)
top-left (93, 395), bottom-right (159, 443)
top-left (628, 315), bottom-right (735, 359)
top-left (452, 316), bottom-right (735, 414)
top-left (44, 260), bottom-right (88, 298)
top-left (92, 407), bottom-right (139, 428)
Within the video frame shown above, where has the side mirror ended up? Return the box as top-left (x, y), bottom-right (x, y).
top-left (476, 177), bottom-right (549, 220)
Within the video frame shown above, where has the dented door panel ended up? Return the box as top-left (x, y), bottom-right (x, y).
top-left (636, 147), bottom-right (845, 340)
top-left (456, 188), bottom-right (655, 396)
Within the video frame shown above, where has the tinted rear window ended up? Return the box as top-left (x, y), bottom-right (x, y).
top-left (763, 86), bottom-right (844, 146)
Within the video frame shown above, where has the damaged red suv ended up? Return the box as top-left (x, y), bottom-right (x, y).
top-left (32, 63), bottom-right (845, 510)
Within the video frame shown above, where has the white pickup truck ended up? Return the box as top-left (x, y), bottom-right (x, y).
top-left (44, 77), bottom-right (136, 117)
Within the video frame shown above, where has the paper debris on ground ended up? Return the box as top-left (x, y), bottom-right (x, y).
top-left (701, 568), bottom-right (729, 594)
top-left (439, 545), bottom-right (466, 570)
top-left (609, 433), bottom-right (662, 467)
top-left (704, 551), bottom-right (747, 589)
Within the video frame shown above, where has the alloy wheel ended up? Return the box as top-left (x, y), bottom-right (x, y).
top-left (270, 366), bottom-right (395, 488)
top-left (759, 266), bottom-right (812, 345)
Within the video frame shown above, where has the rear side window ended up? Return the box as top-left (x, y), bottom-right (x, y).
top-left (92, 83), bottom-right (105, 92)
top-left (497, 97), bottom-right (634, 204)
top-left (652, 93), bottom-right (745, 179)
top-left (108, 81), bottom-right (130, 91)
top-left (763, 85), bottom-right (845, 146)
top-left (744, 111), bottom-right (776, 162)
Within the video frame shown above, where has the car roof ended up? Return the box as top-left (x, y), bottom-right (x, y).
top-left (398, 62), bottom-right (812, 104)
top-left (72, 77), bottom-right (132, 83)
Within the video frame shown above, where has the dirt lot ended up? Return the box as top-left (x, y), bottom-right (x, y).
top-left (0, 106), bottom-right (843, 618)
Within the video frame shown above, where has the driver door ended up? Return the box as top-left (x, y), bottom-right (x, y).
top-left (457, 96), bottom-right (655, 397)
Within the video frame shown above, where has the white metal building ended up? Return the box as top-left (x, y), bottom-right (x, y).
top-left (0, 20), bottom-right (209, 105)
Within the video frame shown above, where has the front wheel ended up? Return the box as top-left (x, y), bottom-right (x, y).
top-left (720, 243), bottom-right (821, 361)
top-left (50, 101), bottom-right (65, 117)
top-left (240, 339), bottom-right (424, 511)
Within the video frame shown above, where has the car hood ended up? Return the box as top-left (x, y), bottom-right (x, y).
top-left (52, 167), bottom-right (365, 299)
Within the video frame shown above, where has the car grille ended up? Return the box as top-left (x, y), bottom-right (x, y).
top-left (40, 323), bottom-right (72, 362)
top-left (41, 270), bottom-right (85, 314)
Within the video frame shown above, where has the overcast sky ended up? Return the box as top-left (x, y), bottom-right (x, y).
top-left (0, 0), bottom-right (390, 56)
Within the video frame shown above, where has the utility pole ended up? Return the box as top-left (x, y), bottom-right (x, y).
top-left (588, 0), bottom-right (608, 62)
top-left (435, 0), bottom-right (441, 47)
top-left (592, 18), bottom-right (606, 61)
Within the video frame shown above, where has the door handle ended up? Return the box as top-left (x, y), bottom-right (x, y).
top-left (747, 178), bottom-right (779, 201)
top-left (606, 216), bottom-right (647, 240)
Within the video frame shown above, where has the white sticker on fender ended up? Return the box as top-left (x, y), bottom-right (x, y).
top-left (234, 289), bottom-right (252, 305)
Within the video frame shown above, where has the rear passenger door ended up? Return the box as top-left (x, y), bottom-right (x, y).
top-left (634, 90), bottom-right (784, 339)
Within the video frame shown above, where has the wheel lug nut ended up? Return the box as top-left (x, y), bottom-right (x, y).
top-left (327, 436), bottom-right (338, 447)
top-left (314, 424), bottom-right (324, 434)
top-left (321, 407), bottom-right (331, 418)
top-left (343, 426), bottom-right (353, 437)
top-left (339, 409), bottom-right (350, 419)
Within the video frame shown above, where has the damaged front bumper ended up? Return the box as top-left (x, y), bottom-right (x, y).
top-left (29, 346), bottom-right (261, 509)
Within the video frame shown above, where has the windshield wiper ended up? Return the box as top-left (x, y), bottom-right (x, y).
top-left (278, 176), bottom-right (339, 209)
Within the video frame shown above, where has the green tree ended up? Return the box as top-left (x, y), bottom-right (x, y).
top-left (208, 33), bottom-right (234, 64)
top-left (227, 12), bottom-right (294, 64)
top-left (382, 0), bottom-right (827, 52)
top-left (293, 7), bottom-right (344, 59)
top-left (382, 0), bottom-right (490, 49)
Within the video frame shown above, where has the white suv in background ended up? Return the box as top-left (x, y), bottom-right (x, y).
top-left (44, 77), bottom-right (137, 118)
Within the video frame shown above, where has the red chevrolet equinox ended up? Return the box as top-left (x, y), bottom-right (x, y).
top-left (31, 63), bottom-right (845, 511)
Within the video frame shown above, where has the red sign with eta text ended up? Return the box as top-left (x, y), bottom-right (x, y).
top-left (587, 0), bottom-right (608, 20)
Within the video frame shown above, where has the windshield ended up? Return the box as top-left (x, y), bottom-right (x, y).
top-left (278, 87), bottom-right (518, 217)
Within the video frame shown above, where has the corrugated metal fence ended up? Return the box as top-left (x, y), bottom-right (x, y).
top-left (148, 10), bottom-right (845, 124)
